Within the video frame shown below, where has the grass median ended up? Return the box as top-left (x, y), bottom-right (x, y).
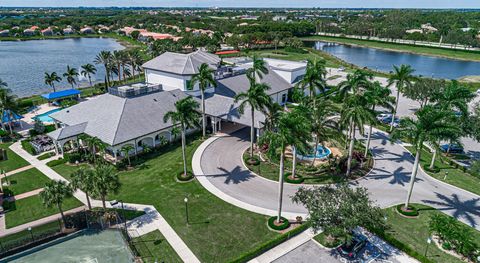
top-left (0, 143), bottom-right (29, 173)
top-left (2, 168), bottom-right (51, 196)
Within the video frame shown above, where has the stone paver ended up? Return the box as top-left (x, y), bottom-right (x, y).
top-left (7, 141), bottom-right (200, 263)
top-left (195, 127), bottom-right (480, 230)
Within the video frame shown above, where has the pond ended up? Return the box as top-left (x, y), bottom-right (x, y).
top-left (306, 41), bottom-right (480, 80)
top-left (0, 38), bottom-right (124, 98)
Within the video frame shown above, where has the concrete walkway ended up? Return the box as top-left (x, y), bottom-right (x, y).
top-left (6, 141), bottom-right (200, 263)
top-left (194, 128), bottom-right (480, 230)
top-left (3, 188), bottom-right (44, 202)
top-left (4, 165), bottom-right (33, 177)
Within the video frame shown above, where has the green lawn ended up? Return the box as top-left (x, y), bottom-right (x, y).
top-left (54, 138), bottom-right (279, 262)
top-left (2, 168), bottom-right (51, 196)
top-left (0, 143), bottom-right (29, 173)
top-left (51, 163), bottom-right (92, 181)
top-left (384, 204), bottom-right (480, 263)
top-left (3, 195), bottom-right (83, 229)
top-left (0, 221), bottom-right (61, 250)
top-left (405, 146), bottom-right (480, 196)
top-left (302, 35), bottom-right (480, 62)
top-left (132, 230), bottom-right (182, 263)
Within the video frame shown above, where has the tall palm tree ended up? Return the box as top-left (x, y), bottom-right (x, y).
top-left (163, 96), bottom-right (201, 177)
top-left (44, 72), bottom-right (62, 92)
top-left (433, 80), bottom-right (475, 117)
top-left (364, 81), bottom-right (395, 157)
top-left (309, 97), bottom-right (339, 166)
top-left (127, 50), bottom-right (143, 80)
top-left (387, 64), bottom-right (415, 131)
top-left (121, 144), bottom-right (134, 166)
top-left (0, 80), bottom-right (17, 133)
top-left (338, 69), bottom-right (372, 98)
top-left (70, 167), bottom-right (94, 210)
top-left (80, 64), bottom-right (97, 87)
top-left (262, 101), bottom-right (283, 132)
top-left (392, 106), bottom-right (459, 209)
top-left (63, 66), bottom-right (78, 89)
top-left (295, 58), bottom-right (327, 103)
top-left (340, 95), bottom-right (375, 176)
top-left (39, 180), bottom-right (73, 227)
top-left (259, 110), bottom-right (310, 223)
top-left (249, 54), bottom-right (269, 80)
top-left (189, 63), bottom-right (217, 138)
top-left (234, 78), bottom-right (271, 159)
top-left (112, 50), bottom-right (124, 82)
top-left (94, 50), bottom-right (112, 88)
top-left (92, 164), bottom-right (121, 209)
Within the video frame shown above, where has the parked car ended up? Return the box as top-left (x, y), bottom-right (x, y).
top-left (380, 116), bottom-right (400, 127)
top-left (376, 113), bottom-right (392, 121)
top-left (337, 235), bottom-right (368, 259)
top-left (440, 144), bottom-right (464, 154)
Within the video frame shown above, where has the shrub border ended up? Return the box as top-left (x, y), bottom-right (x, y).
top-left (284, 172), bottom-right (304, 184)
top-left (229, 223), bottom-right (309, 263)
top-left (396, 204), bottom-right (419, 217)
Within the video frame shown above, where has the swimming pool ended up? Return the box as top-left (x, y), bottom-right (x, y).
top-left (33, 108), bottom-right (62, 123)
top-left (4, 229), bottom-right (135, 262)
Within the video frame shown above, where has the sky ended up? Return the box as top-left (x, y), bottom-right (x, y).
top-left (1, 0), bottom-right (480, 9)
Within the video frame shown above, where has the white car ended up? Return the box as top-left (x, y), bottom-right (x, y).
top-left (376, 113), bottom-right (392, 121)
top-left (476, 89), bottom-right (480, 95)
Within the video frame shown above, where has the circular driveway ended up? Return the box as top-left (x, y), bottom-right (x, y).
top-left (193, 128), bottom-right (480, 230)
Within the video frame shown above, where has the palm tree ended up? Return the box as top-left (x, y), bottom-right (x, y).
top-left (80, 64), bottom-right (97, 87)
top-left (387, 65), bottom-right (415, 131)
top-left (112, 50), bottom-right (124, 82)
top-left (309, 97), bottom-right (339, 166)
top-left (295, 58), bottom-right (327, 103)
top-left (0, 80), bottom-right (17, 134)
top-left (189, 63), bottom-right (217, 138)
top-left (249, 54), bottom-right (269, 80)
top-left (338, 69), bottom-right (372, 98)
top-left (127, 50), bottom-right (143, 80)
top-left (340, 95), bottom-right (375, 176)
top-left (39, 180), bottom-right (73, 227)
top-left (364, 81), bottom-right (395, 157)
top-left (163, 97), bottom-right (201, 177)
top-left (92, 164), bottom-right (121, 209)
top-left (433, 80), bottom-right (475, 117)
top-left (120, 145), bottom-right (134, 166)
top-left (234, 77), bottom-right (271, 159)
top-left (44, 72), bottom-right (62, 92)
top-left (63, 66), bottom-right (78, 89)
top-left (94, 50), bottom-right (112, 88)
top-left (70, 167), bottom-right (94, 210)
top-left (392, 106), bottom-right (459, 210)
top-left (262, 101), bottom-right (283, 132)
top-left (259, 110), bottom-right (310, 223)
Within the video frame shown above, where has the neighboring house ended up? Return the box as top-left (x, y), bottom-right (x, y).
top-left (98, 25), bottom-right (111, 34)
top-left (23, 29), bottom-right (35, 36)
top-left (138, 32), bottom-right (181, 42)
top-left (406, 29), bottom-right (423, 34)
top-left (80, 27), bottom-right (95, 34)
top-left (48, 51), bottom-right (307, 161)
top-left (119, 26), bottom-right (147, 36)
top-left (273, 15), bottom-right (288, 21)
top-left (41, 28), bottom-right (53, 36)
top-left (63, 28), bottom-right (74, 35)
top-left (0, 30), bottom-right (9, 37)
top-left (421, 23), bottom-right (438, 33)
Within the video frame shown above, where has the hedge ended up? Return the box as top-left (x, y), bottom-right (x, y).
top-left (37, 152), bottom-right (55, 160)
top-left (229, 223), bottom-right (310, 263)
top-left (396, 204), bottom-right (419, 217)
top-left (20, 140), bottom-right (36, 155)
top-left (268, 216), bottom-right (290, 231)
top-left (284, 172), bottom-right (304, 184)
top-left (46, 158), bottom-right (67, 167)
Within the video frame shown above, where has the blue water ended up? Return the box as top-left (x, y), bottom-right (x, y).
top-left (308, 41), bottom-right (480, 79)
top-left (298, 145), bottom-right (332, 160)
top-left (33, 108), bottom-right (62, 123)
top-left (0, 38), bottom-right (124, 98)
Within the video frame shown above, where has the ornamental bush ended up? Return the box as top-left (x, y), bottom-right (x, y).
top-left (268, 216), bottom-right (290, 231)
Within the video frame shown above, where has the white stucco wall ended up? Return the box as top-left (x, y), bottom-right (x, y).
top-left (271, 68), bottom-right (306, 84)
top-left (145, 69), bottom-right (199, 91)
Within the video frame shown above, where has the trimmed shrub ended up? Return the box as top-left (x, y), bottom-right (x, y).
top-left (244, 155), bottom-right (260, 166)
top-left (229, 223), bottom-right (309, 263)
top-left (46, 158), bottom-right (67, 167)
top-left (396, 204), bottom-right (419, 217)
top-left (64, 152), bottom-right (82, 163)
top-left (37, 152), bottom-right (55, 160)
top-left (268, 216), bottom-right (290, 231)
top-left (284, 172), bottom-right (304, 184)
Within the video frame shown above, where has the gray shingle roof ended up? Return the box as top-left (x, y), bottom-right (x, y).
top-left (142, 51), bottom-right (221, 75)
top-left (47, 122), bottom-right (87, 141)
top-left (203, 94), bottom-right (265, 128)
top-left (215, 68), bottom-right (292, 98)
top-left (50, 90), bottom-right (189, 146)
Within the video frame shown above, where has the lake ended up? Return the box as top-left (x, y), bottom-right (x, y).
top-left (0, 38), bottom-right (124, 97)
top-left (307, 41), bottom-right (480, 80)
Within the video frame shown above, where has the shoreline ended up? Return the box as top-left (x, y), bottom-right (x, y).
top-left (303, 36), bottom-right (480, 62)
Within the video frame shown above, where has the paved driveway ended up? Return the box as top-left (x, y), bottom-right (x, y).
top-left (196, 128), bottom-right (480, 230)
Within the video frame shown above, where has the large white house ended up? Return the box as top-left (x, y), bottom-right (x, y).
top-left (48, 51), bottom-right (307, 161)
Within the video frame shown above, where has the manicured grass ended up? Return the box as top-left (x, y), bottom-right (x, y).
top-left (2, 168), bottom-right (51, 196)
top-left (3, 195), bottom-right (83, 229)
top-left (51, 163), bottom-right (91, 181)
top-left (0, 221), bottom-right (61, 248)
top-left (384, 204), bottom-right (480, 263)
top-left (406, 146), bottom-right (480, 196)
top-left (55, 138), bottom-right (279, 262)
top-left (0, 143), bottom-right (29, 173)
top-left (132, 230), bottom-right (182, 263)
top-left (302, 35), bottom-right (480, 62)
top-left (313, 232), bottom-right (343, 248)
top-left (37, 152), bottom-right (55, 160)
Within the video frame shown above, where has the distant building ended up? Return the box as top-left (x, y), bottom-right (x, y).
top-left (273, 15), bottom-right (288, 21)
top-left (23, 29), bottom-right (35, 36)
top-left (63, 28), bottom-right (74, 35)
top-left (119, 27), bottom-right (147, 36)
top-left (80, 27), bottom-right (95, 34)
top-left (41, 28), bottom-right (54, 36)
top-left (0, 30), bottom-right (9, 37)
top-left (138, 32), bottom-right (181, 42)
top-left (98, 25), bottom-right (111, 34)
top-left (461, 27), bottom-right (473, 32)
top-left (406, 29), bottom-right (423, 34)
top-left (421, 23), bottom-right (438, 33)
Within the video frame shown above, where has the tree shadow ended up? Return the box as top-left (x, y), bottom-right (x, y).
top-left (421, 192), bottom-right (480, 228)
top-left (202, 165), bottom-right (255, 185)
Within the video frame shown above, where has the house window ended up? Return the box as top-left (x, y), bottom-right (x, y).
top-left (186, 80), bottom-right (193, 90)
top-left (281, 93), bottom-right (287, 104)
